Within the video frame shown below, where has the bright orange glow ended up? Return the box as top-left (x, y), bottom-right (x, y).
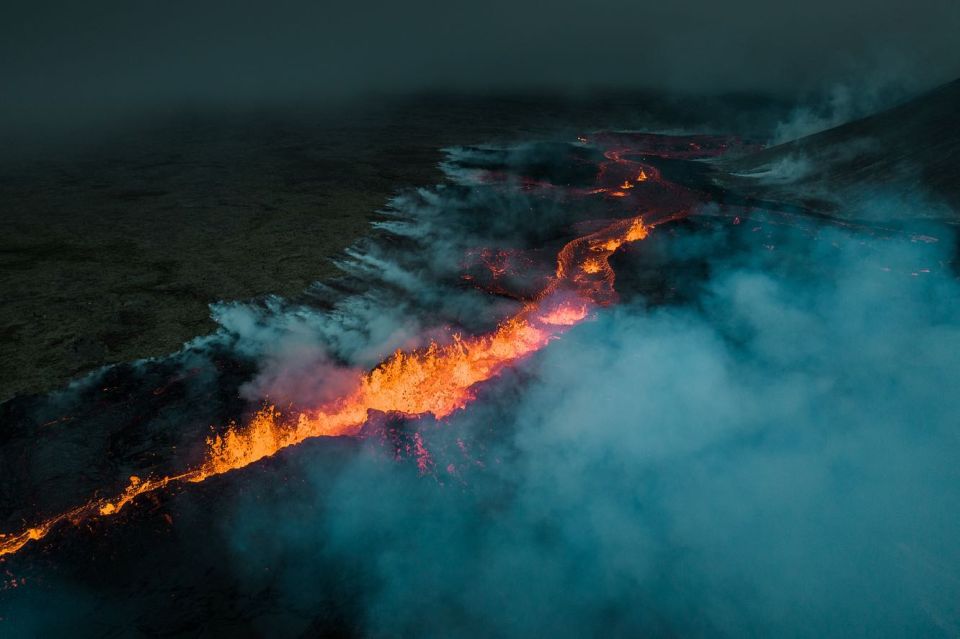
top-left (0, 471), bottom-right (195, 557)
top-left (592, 238), bottom-right (622, 252)
top-left (539, 303), bottom-right (589, 326)
top-left (1, 132), bottom-right (755, 558)
top-left (0, 214), bottom-right (654, 558)
top-left (625, 219), bottom-right (649, 242)
top-left (582, 258), bottom-right (602, 274)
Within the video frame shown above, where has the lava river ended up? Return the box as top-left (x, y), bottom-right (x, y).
top-left (0, 133), bottom-right (745, 558)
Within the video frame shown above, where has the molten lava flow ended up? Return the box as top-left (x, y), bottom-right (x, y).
top-left (0, 214), bottom-right (655, 559)
top-left (1, 132), bottom-right (743, 559)
top-left (0, 471), bottom-right (195, 558)
top-left (194, 215), bottom-right (650, 478)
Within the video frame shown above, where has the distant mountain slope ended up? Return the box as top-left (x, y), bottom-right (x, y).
top-left (718, 79), bottom-right (960, 220)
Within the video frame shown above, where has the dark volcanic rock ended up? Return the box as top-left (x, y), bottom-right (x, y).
top-left (717, 78), bottom-right (960, 220)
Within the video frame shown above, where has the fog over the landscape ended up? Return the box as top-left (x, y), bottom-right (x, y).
top-left (1, 127), bottom-right (958, 635)
top-left (205, 173), bottom-right (960, 637)
top-left (3, 0), bottom-right (960, 138)
top-left (230, 222), bottom-right (960, 638)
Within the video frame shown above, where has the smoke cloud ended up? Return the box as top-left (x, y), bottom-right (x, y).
top-left (206, 210), bottom-right (960, 637)
top-left (2, 137), bottom-right (958, 636)
top-left (770, 71), bottom-right (920, 143)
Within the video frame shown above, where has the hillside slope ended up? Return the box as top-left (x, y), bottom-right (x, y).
top-left (718, 79), bottom-right (960, 220)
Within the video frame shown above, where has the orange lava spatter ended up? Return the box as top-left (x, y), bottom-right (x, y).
top-left (4, 129), bottom-right (762, 558)
top-left (0, 213), bottom-right (655, 558)
top-left (5, 127), bottom-right (755, 558)
top-left (195, 215), bottom-right (650, 477)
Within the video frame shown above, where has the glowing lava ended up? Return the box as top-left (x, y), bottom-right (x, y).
top-left (1, 132), bottom-right (746, 559)
top-left (191, 215), bottom-right (652, 477)
top-left (1, 214), bottom-right (656, 558)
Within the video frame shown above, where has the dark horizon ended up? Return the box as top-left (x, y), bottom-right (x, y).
top-left (3, 0), bottom-right (960, 141)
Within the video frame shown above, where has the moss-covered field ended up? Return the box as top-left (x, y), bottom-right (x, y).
top-left (0, 93), bottom-right (782, 401)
